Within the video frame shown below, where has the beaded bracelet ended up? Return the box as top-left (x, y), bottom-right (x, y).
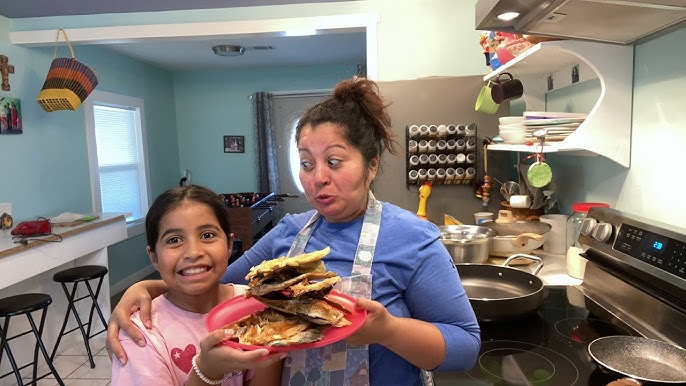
top-left (191, 354), bottom-right (231, 385)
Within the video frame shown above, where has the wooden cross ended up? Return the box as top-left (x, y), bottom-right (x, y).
top-left (0, 55), bottom-right (14, 91)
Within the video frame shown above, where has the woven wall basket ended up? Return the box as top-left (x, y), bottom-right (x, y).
top-left (37, 29), bottom-right (98, 112)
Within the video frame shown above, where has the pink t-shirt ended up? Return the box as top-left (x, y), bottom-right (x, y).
top-left (111, 285), bottom-right (254, 386)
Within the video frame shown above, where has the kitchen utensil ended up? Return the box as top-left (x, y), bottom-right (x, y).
top-left (539, 214), bottom-right (568, 255)
top-left (439, 225), bottom-right (495, 264)
top-left (588, 336), bottom-right (686, 384)
top-left (416, 182), bottom-right (431, 220)
top-left (526, 129), bottom-right (553, 188)
top-left (481, 140), bottom-right (492, 205)
top-left (455, 253), bottom-right (549, 321)
top-left (443, 214), bottom-right (463, 226)
top-left (500, 181), bottom-right (519, 201)
top-left (500, 200), bottom-right (544, 221)
top-left (482, 210), bottom-right (551, 256)
top-left (475, 81), bottom-right (499, 114)
top-left (490, 72), bottom-right (524, 104)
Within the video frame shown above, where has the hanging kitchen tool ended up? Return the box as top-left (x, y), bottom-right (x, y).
top-left (480, 138), bottom-right (492, 206)
top-left (499, 180), bottom-right (519, 202)
top-left (526, 128), bottom-right (552, 188)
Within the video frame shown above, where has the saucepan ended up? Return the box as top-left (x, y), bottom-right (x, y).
top-left (588, 336), bottom-right (686, 384)
top-left (439, 225), bottom-right (496, 264)
top-left (455, 253), bottom-right (549, 321)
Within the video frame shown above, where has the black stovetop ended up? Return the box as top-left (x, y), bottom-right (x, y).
top-left (434, 286), bottom-right (641, 386)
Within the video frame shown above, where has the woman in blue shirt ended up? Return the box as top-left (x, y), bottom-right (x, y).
top-left (106, 76), bottom-right (480, 386)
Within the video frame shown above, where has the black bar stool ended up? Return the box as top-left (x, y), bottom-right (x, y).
top-left (51, 265), bottom-right (108, 369)
top-left (0, 293), bottom-right (65, 386)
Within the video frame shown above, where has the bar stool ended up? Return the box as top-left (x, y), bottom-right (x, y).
top-left (51, 265), bottom-right (108, 369)
top-left (0, 293), bottom-right (65, 386)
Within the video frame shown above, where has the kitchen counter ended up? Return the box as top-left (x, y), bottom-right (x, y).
top-left (0, 213), bottom-right (126, 288)
top-left (0, 213), bottom-right (127, 375)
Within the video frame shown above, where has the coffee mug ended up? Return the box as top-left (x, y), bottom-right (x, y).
top-left (490, 72), bottom-right (524, 104)
top-left (475, 81), bottom-right (499, 114)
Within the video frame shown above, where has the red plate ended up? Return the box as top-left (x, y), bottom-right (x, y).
top-left (206, 290), bottom-right (367, 352)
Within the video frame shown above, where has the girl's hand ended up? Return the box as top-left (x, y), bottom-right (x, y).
top-left (344, 297), bottom-right (396, 347)
top-left (196, 329), bottom-right (288, 380)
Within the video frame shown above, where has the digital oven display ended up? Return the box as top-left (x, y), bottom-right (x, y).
top-left (644, 233), bottom-right (669, 255)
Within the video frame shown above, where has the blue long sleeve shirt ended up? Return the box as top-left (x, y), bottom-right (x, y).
top-left (222, 201), bottom-right (480, 386)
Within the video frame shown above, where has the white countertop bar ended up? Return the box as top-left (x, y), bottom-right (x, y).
top-left (0, 213), bottom-right (127, 383)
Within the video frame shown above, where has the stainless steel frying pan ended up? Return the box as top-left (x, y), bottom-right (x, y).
top-left (588, 336), bottom-right (686, 384)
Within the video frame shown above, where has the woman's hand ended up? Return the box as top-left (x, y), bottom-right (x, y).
top-left (345, 297), bottom-right (447, 370)
top-left (195, 329), bottom-right (287, 381)
top-left (106, 280), bottom-right (165, 365)
top-left (344, 297), bottom-right (395, 347)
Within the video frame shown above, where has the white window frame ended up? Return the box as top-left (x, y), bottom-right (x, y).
top-left (84, 90), bottom-right (151, 238)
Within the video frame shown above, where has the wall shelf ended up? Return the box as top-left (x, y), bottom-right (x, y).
top-left (485, 40), bottom-right (634, 167)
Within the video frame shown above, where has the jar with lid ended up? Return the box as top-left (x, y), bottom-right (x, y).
top-left (566, 202), bottom-right (609, 279)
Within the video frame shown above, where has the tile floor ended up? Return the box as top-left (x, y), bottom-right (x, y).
top-left (9, 336), bottom-right (111, 386)
top-left (4, 272), bottom-right (163, 386)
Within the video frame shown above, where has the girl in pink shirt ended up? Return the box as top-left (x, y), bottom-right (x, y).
top-left (111, 185), bottom-right (284, 386)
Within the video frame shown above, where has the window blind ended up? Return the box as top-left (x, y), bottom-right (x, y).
top-left (93, 105), bottom-right (143, 220)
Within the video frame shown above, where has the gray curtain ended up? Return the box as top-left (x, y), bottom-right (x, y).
top-left (253, 92), bottom-right (279, 193)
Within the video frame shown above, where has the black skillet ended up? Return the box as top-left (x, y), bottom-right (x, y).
top-left (456, 253), bottom-right (549, 322)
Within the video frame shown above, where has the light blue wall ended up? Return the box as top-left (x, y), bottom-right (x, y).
top-left (0, 15), bottom-right (180, 284)
top-left (0, 18), bottom-right (179, 219)
top-left (173, 64), bottom-right (356, 194)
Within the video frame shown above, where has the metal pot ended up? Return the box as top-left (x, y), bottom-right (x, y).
top-left (455, 254), bottom-right (549, 321)
top-left (588, 336), bottom-right (686, 384)
top-left (439, 225), bottom-right (496, 264)
top-left (482, 216), bottom-right (551, 256)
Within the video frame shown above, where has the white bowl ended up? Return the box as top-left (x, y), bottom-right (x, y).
top-left (499, 116), bottom-right (525, 126)
top-left (498, 129), bottom-right (528, 144)
top-left (499, 124), bottom-right (526, 132)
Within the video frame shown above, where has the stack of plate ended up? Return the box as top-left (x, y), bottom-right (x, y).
top-left (522, 111), bottom-right (587, 142)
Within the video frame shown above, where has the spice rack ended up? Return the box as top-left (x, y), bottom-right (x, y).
top-left (405, 123), bottom-right (477, 188)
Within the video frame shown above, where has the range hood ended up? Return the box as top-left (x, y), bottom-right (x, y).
top-left (476, 0), bottom-right (686, 45)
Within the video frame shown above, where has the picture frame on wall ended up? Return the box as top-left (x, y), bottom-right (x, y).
top-left (0, 97), bottom-right (22, 134)
top-left (224, 135), bottom-right (245, 153)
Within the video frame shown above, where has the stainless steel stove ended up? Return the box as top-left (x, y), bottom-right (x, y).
top-left (435, 207), bottom-right (686, 385)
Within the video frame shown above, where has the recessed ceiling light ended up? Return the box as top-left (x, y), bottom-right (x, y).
top-left (212, 45), bottom-right (245, 57)
top-left (497, 12), bottom-right (520, 21)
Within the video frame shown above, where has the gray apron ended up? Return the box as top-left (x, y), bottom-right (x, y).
top-left (281, 192), bottom-right (434, 386)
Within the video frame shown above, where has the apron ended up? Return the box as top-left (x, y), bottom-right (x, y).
top-left (281, 192), bottom-right (434, 386)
